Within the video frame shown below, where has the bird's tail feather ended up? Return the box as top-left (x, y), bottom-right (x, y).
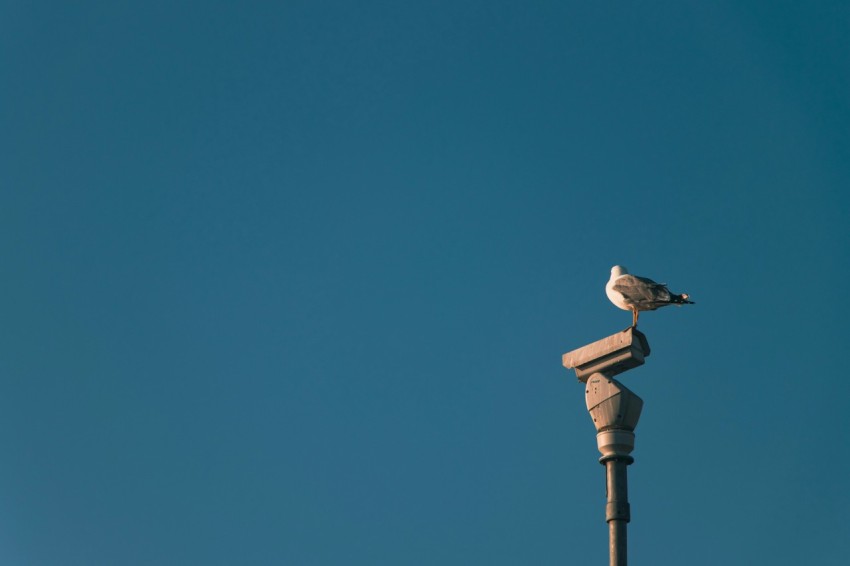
top-left (671, 293), bottom-right (694, 305)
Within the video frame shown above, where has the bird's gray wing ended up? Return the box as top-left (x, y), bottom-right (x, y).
top-left (612, 275), bottom-right (672, 306)
top-left (634, 275), bottom-right (665, 286)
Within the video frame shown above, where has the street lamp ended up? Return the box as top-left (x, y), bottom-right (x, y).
top-left (563, 328), bottom-right (651, 566)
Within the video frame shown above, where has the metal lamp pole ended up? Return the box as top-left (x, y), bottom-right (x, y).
top-left (563, 329), bottom-right (650, 566)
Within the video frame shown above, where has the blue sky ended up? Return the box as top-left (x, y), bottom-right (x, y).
top-left (2, 2), bottom-right (849, 564)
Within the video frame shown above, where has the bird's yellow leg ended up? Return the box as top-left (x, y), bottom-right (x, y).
top-left (632, 309), bottom-right (638, 328)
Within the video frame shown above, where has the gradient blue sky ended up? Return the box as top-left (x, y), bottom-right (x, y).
top-left (3, 2), bottom-right (849, 565)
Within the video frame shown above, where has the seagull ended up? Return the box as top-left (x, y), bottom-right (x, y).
top-left (606, 265), bottom-right (694, 328)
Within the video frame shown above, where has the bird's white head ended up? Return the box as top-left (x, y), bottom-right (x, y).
top-left (611, 265), bottom-right (629, 278)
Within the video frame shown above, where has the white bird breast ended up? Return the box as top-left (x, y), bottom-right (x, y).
top-left (605, 278), bottom-right (631, 311)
